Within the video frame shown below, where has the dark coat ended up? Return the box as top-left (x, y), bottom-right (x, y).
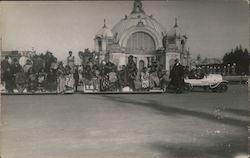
top-left (170, 63), bottom-right (185, 89)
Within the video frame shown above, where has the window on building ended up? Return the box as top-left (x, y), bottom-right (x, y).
top-left (126, 32), bottom-right (155, 52)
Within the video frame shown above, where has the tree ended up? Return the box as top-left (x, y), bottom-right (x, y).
top-left (223, 45), bottom-right (249, 75)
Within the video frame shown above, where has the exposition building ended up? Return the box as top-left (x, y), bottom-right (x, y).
top-left (94, 0), bottom-right (190, 72)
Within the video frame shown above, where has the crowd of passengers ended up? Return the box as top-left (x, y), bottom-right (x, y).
top-left (1, 51), bottom-right (77, 94)
top-left (1, 50), bottom-right (210, 94)
top-left (80, 55), bottom-right (168, 92)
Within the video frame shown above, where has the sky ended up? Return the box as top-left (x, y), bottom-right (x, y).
top-left (0, 0), bottom-right (249, 62)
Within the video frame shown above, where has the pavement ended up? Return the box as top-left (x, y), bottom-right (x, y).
top-left (0, 84), bottom-right (249, 158)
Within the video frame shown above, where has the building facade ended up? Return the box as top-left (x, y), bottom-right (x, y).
top-left (94, 0), bottom-right (190, 72)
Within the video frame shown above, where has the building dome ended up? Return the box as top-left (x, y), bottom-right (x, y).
top-left (96, 20), bottom-right (113, 38)
top-left (111, 0), bottom-right (166, 49)
top-left (112, 14), bottom-right (166, 41)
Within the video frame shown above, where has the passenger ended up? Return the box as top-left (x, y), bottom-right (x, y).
top-left (105, 62), bottom-right (113, 74)
top-left (45, 51), bottom-right (56, 72)
top-left (57, 62), bottom-right (66, 94)
top-left (67, 51), bottom-right (75, 73)
top-left (109, 66), bottom-right (118, 91)
top-left (92, 65), bottom-right (100, 91)
top-left (37, 68), bottom-right (47, 92)
top-left (27, 68), bottom-right (37, 93)
top-left (73, 66), bottom-right (79, 92)
top-left (15, 68), bottom-right (28, 93)
top-left (32, 55), bottom-right (45, 73)
top-left (10, 58), bottom-right (22, 77)
top-left (46, 68), bottom-right (57, 92)
top-left (64, 65), bottom-right (74, 91)
top-left (4, 67), bottom-right (15, 93)
top-left (149, 65), bottom-right (160, 88)
top-left (157, 65), bottom-right (167, 89)
top-left (100, 65), bottom-right (109, 91)
top-left (87, 58), bottom-right (94, 70)
top-left (126, 55), bottom-right (137, 91)
top-left (10, 58), bottom-right (22, 90)
top-left (118, 65), bottom-right (127, 90)
top-left (19, 52), bottom-right (30, 67)
top-left (1, 56), bottom-right (11, 87)
top-left (23, 59), bottom-right (33, 74)
top-left (140, 67), bottom-right (149, 91)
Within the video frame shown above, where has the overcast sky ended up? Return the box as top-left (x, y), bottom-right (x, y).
top-left (1, 0), bottom-right (249, 61)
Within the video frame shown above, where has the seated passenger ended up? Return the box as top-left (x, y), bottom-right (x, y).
top-left (15, 68), bottom-right (28, 93)
top-left (23, 59), bottom-right (33, 74)
top-left (46, 68), bottom-right (57, 92)
top-left (117, 65), bottom-right (127, 90)
top-left (64, 66), bottom-right (74, 91)
top-left (4, 67), bottom-right (15, 93)
top-left (91, 65), bottom-right (100, 91)
top-left (84, 65), bottom-right (93, 88)
top-left (149, 67), bottom-right (160, 88)
top-left (108, 66), bottom-right (118, 91)
top-left (27, 68), bottom-right (37, 92)
top-left (140, 67), bottom-right (150, 90)
top-left (100, 67), bottom-right (109, 91)
top-left (37, 68), bottom-right (47, 92)
top-left (57, 62), bottom-right (66, 94)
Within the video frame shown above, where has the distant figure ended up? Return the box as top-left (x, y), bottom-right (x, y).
top-left (67, 51), bottom-right (74, 73)
top-left (169, 59), bottom-right (184, 93)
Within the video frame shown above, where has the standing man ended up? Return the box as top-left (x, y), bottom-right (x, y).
top-left (169, 58), bottom-right (184, 93)
top-left (126, 55), bottom-right (137, 91)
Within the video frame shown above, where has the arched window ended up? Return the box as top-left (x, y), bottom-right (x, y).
top-left (126, 32), bottom-right (155, 52)
top-left (98, 39), bottom-right (102, 51)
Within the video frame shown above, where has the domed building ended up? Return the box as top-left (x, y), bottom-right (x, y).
top-left (94, 0), bottom-right (190, 72)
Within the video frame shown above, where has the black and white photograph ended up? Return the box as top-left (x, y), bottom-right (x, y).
top-left (0, 0), bottom-right (249, 157)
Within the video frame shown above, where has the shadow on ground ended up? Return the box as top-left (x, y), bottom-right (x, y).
top-left (100, 95), bottom-right (249, 128)
top-left (150, 134), bottom-right (248, 158)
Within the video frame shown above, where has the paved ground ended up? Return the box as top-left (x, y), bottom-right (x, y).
top-left (0, 85), bottom-right (249, 158)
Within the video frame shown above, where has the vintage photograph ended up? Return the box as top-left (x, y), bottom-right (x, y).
top-left (0, 0), bottom-right (249, 157)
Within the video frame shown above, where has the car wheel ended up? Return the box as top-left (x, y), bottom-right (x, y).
top-left (218, 83), bottom-right (228, 92)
